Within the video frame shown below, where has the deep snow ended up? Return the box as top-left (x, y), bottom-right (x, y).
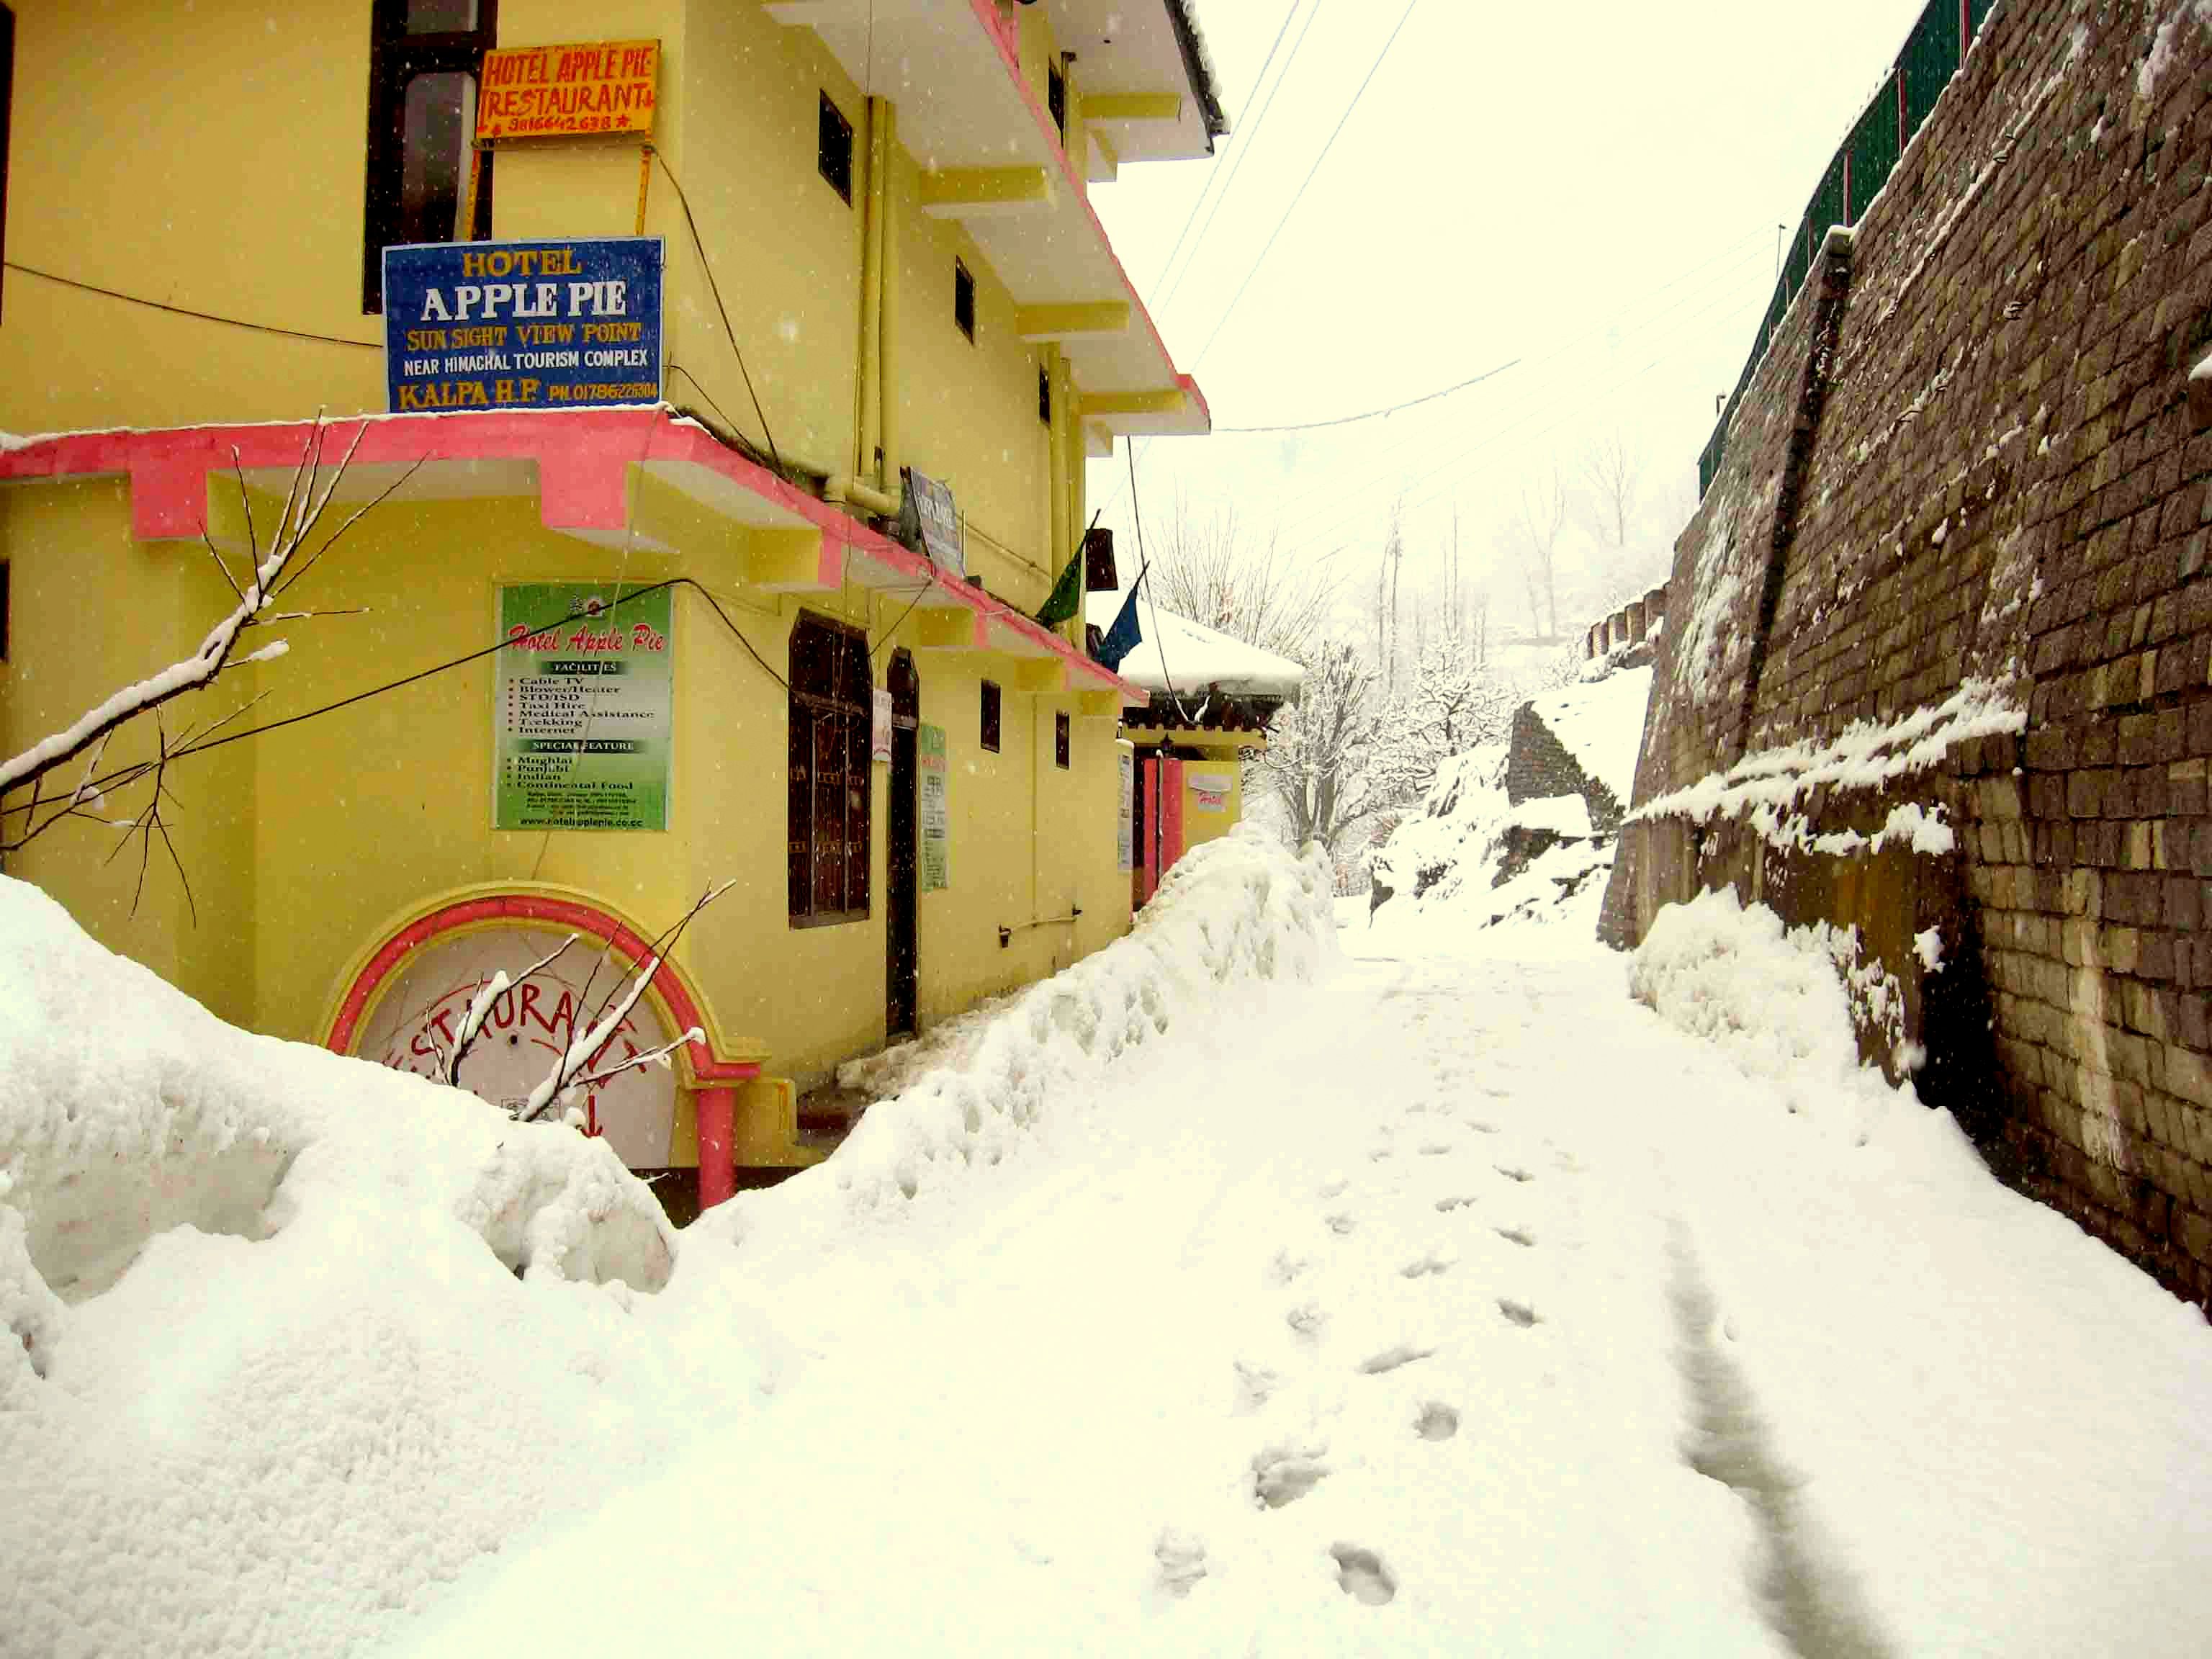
top-left (5, 830), bottom-right (2211, 1658)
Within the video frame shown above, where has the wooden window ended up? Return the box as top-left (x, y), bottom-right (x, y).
top-left (1038, 365), bottom-right (1052, 426)
top-left (362, 0), bottom-right (498, 313)
top-left (980, 679), bottom-right (1002, 753)
top-left (818, 92), bottom-right (854, 203)
top-left (1047, 59), bottom-right (1067, 138)
top-left (1054, 710), bottom-right (1070, 769)
top-left (954, 259), bottom-right (976, 342)
top-left (788, 614), bottom-right (873, 924)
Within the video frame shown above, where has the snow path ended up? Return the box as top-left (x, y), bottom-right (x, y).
top-left (392, 925), bottom-right (2212, 1659)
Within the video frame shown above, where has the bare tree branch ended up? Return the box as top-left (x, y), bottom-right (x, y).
top-left (439, 935), bottom-right (580, 1089)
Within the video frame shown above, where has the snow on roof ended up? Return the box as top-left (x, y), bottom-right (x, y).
top-left (1526, 665), bottom-right (1653, 805)
top-left (1084, 591), bottom-right (1305, 698)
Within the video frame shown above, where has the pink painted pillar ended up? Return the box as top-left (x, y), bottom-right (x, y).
top-left (696, 1087), bottom-right (736, 1210)
top-left (1161, 757), bottom-right (1187, 873)
top-left (1138, 755), bottom-right (1162, 905)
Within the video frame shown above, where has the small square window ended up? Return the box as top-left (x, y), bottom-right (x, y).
top-left (1047, 60), bottom-right (1067, 138)
top-left (1038, 366), bottom-right (1052, 426)
top-left (981, 680), bottom-right (1002, 753)
top-left (954, 259), bottom-right (976, 342)
top-left (1054, 710), bottom-right (1070, 770)
top-left (818, 92), bottom-right (853, 204)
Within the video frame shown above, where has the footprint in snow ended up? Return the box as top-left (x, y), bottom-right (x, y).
top-left (1233, 1362), bottom-right (1279, 1414)
top-left (1414, 1401), bottom-right (1460, 1441)
top-left (1317, 1175), bottom-right (1350, 1200)
top-left (1399, 1254), bottom-right (1453, 1279)
top-left (1325, 1212), bottom-right (1358, 1235)
top-left (1359, 1344), bottom-right (1434, 1375)
top-left (1493, 1226), bottom-right (1536, 1249)
top-left (1494, 1165), bottom-right (1534, 1184)
top-left (1496, 1298), bottom-right (1539, 1328)
top-left (1434, 1195), bottom-right (1478, 1213)
top-left (1417, 1141), bottom-right (1456, 1157)
top-left (1286, 1300), bottom-right (1328, 1339)
top-left (1269, 1249), bottom-right (1310, 1285)
top-left (1252, 1448), bottom-right (1329, 1509)
top-left (1467, 1120), bottom-right (1499, 1135)
top-left (1330, 1544), bottom-right (1398, 1606)
top-left (1155, 1530), bottom-right (1209, 1598)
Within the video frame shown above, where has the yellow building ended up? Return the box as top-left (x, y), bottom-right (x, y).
top-left (0, 0), bottom-right (1223, 1214)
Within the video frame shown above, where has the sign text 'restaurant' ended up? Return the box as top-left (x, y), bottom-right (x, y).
top-left (477, 39), bottom-right (659, 140)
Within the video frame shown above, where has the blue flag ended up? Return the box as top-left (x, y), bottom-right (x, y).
top-left (1096, 582), bottom-right (1144, 671)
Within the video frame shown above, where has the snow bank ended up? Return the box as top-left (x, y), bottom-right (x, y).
top-left (0, 875), bottom-right (699, 1657)
top-left (1627, 888), bottom-right (1861, 1081)
top-left (1525, 664), bottom-right (1653, 805)
top-left (709, 826), bottom-right (1337, 1245)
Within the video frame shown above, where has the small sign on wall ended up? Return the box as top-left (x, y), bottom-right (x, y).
top-left (1117, 750), bottom-right (1135, 872)
top-left (872, 688), bottom-right (894, 764)
top-left (1189, 770), bottom-right (1233, 814)
top-left (920, 723), bottom-right (951, 891)
top-left (902, 469), bottom-right (965, 578)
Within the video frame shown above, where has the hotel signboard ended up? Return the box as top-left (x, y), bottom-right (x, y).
top-left (476, 40), bottom-right (660, 141)
top-left (495, 583), bottom-right (674, 832)
top-left (381, 237), bottom-right (663, 413)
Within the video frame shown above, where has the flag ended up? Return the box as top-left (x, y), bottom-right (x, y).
top-left (1096, 580), bottom-right (1144, 671)
top-left (1035, 547), bottom-right (1084, 627)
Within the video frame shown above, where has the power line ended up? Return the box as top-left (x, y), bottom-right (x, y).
top-left (1156, 0), bottom-right (1326, 311)
top-left (652, 151), bottom-right (788, 482)
top-left (5, 260), bottom-right (379, 349)
top-left (1150, 0), bottom-right (1305, 297)
top-left (1215, 356), bottom-right (1519, 435)
top-left (1192, 0), bottom-right (1424, 369)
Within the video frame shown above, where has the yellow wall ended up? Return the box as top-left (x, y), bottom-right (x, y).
top-left (1179, 758), bottom-right (1246, 856)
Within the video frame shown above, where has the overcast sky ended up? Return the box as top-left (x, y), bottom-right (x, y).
top-left (1084, 0), bottom-right (1936, 639)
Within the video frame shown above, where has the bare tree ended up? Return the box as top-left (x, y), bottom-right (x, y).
top-left (0, 420), bottom-right (409, 906)
top-left (1146, 491), bottom-right (1335, 666)
top-left (1578, 428), bottom-right (1642, 551)
top-left (1515, 469), bottom-right (1567, 642)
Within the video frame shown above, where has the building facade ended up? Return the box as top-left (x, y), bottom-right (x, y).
top-left (0, 0), bottom-right (1223, 1213)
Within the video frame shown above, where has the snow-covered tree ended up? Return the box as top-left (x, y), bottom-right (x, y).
top-left (1370, 621), bottom-right (1514, 806)
top-left (1256, 640), bottom-right (1382, 857)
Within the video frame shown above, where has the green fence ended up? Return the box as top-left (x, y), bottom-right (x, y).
top-left (1697, 0), bottom-right (1994, 497)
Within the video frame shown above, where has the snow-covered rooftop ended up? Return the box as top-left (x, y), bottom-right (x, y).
top-left (1084, 591), bottom-right (1306, 699)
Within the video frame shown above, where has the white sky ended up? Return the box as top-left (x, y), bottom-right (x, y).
top-left (1085, 0), bottom-right (1936, 637)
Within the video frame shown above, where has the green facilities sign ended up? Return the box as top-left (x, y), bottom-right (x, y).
top-left (495, 583), bottom-right (673, 831)
top-left (919, 722), bottom-right (950, 891)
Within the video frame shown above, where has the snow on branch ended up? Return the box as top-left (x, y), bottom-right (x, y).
top-left (515, 882), bottom-right (731, 1126)
top-left (437, 935), bottom-right (579, 1089)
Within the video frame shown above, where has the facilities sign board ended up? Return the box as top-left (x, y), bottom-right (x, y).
top-left (903, 468), bottom-right (964, 577)
top-left (919, 723), bottom-right (950, 891)
top-left (382, 237), bottom-right (663, 413)
top-left (477, 39), bottom-right (660, 140)
top-left (495, 583), bottom-right (673, 832)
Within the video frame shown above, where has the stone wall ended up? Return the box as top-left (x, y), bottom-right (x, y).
top-left (1604, 0), bottom-right (2212, 1308)
top-left (1506, 703), bottom-right (1626, 832)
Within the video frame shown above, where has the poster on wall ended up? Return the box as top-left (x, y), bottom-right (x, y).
top-left (495, 583), bottom-right (673, 831)
top-left (1189, 770), bottom-right (1233, 814)
top-left (382, 236), bottom-right (663, 413)
top-left (1118, 750), bottom-right (1134, 872)
top-left (871, 688), bottom-right (894, 764)
top-left (919, 722), bottom-right (950, 891)
top-left (354, 925), bottom-right (680, 1170)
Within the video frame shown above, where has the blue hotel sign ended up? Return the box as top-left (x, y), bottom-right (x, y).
top-left (381, 237), bottom-right (664, 413)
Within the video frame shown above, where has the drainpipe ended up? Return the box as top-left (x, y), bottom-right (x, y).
top-left (855, 97), bottom-right (888, 486)
top-left (877, 100), bottom-right (902, 502)
top-left (1060, 352), bottom-right (1083, 649)
top-left (1046, 341), bottom-right (1069, 612)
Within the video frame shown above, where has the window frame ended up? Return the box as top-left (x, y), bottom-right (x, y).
top-left (980, 680), bottom-right (1002, 754)
top-left (953, 258), bottom-right (976, 343)
top-left (361, 0), bottom-right (499, 315)
top-left (788, 613), bottom-right (874, 927)
top-left (1047, 58), bottom-right (1067, 138)
top-left (818, 91), bottom-right (854, 204)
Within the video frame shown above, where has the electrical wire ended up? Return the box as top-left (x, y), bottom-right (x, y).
top-left (1191, 0), bottom-right (1423, 369)
top-left (1214, 356), bottom-right (1518, 435)
top-left (1127, 438), bottom-right (1184, 724)
top-left (5, 260), bottom-right (380, 349)
top-left (652, 152), bottom-right (789, 482)
top-left (1152, 0), bottom-right (1313, 306)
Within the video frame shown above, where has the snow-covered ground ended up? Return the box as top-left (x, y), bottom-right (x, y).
top-left (6, 830), bottom-right (2212, 1658)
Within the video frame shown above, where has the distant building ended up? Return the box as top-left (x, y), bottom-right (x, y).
top-left (0, 0), bottom-right (1224, 1213)
top-left (1085, 593), bottom-right (1303, 903)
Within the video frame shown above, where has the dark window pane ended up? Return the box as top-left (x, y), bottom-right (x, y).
top-left (408, 0), bottom-right (478, 30)
top-left (981, 680), bottom-right (1001, 753)
top-left (398, 71), bottom-right (473, 245)
top-left (1055, 711), bottom-right (1070, 770)
top-left (818, 92), bottom-right (853, 203)
top-left (954, 260), bottom-right (976, 342)
top-left (813, 719), bottom-right (844, 914)
top-left (788, 714), bottom-right (813, 917)
top-left (1038, 366), bottom-right (1051, 426)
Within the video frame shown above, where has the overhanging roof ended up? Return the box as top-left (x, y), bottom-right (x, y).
top-left (0, 406), bottom-right (1148, 705)
top-left (761, 0), bottom-right (1210, 451)
top-left (1084, 591), bottom-right (1306, 698)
